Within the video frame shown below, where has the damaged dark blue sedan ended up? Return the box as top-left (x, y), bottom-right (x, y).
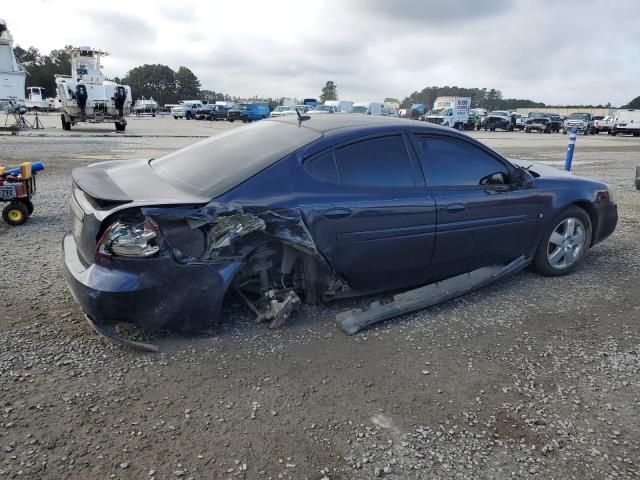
top-left (63, 115), bottom-right (617, 345)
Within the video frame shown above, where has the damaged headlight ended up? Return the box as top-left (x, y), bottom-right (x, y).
top-left (98, 217), bottom-right (161, 257)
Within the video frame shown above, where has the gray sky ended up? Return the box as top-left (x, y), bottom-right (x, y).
top-left (4, 0), bottom-right (639, 105)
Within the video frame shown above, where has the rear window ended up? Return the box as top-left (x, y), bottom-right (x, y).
top-left (150, 121), bottom-right (321, 197)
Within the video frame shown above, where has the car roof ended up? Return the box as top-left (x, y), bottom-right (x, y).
top-left (269, 114), bottom-right (450, 134)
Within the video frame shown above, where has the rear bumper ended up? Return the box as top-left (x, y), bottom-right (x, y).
top-left (592, 203), bottom-right (618, 246)
top-left (62, 233), bottom-right (240, 332)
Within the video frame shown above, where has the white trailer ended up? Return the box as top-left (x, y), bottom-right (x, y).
top-left (323, 100), bottom-right (353, 113)
top-left (423, 96), bottom-right (471, 129)
top-left (352, 102), bottom-right (383, 115)
top-left (280, 97), bottom-right (297, 107)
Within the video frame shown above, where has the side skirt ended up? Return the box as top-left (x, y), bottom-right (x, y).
top-left (338, 256), bottom-right (530, 335)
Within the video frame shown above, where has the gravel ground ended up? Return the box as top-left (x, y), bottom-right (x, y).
top-left (1, 118), bottom-right (639, 480)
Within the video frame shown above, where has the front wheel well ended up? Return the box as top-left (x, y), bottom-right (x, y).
top-left (568, 201), bottom-right (597, 247)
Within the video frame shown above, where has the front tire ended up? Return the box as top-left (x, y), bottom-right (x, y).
top-left (61, 114), bottom-right (71, 131)
top-left (533, 206), bottom-right (592, 277)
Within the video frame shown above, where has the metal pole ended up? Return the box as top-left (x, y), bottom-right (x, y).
top-left (564, 127), bottom-right (577, 171)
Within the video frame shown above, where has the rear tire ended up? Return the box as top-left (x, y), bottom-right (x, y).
top-left (533, 206), bottom-right (592, 277)
top-left (61, 114), bottom-right (71, 130)
top-left (115, 122), bottom-right (126, 132)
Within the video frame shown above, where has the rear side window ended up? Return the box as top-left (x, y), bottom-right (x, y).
top-left (416, 136), bottom-right (509, 187)
top-left (306, 151), bottom-right (340, 184)
top-left (333, 136), bottom-right (415, 188)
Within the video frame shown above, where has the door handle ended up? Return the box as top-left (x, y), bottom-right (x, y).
top-left (446, 204), bottom-right (466, 213)
top-left (324, 208), bottom-right (352, 219)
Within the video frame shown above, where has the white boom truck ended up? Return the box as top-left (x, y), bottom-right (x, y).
top-left (423, 96), bottom-right (471, 130)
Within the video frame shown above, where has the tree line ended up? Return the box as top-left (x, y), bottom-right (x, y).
top-left (12, 45), bottom-right (638, 110)
top-left (400, 86), bottom-right (546, 111)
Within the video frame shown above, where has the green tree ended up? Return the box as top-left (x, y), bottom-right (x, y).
top-left (122, 64), bottom-right (178, 105)
top-left (14, 44), bottom-right (72, 99)
top-left (320, 81), bottom-right (338, 102)
top-left (485, 88), bottom-right (502, 111)
top-left (175, 66), bottom-right (201, 100)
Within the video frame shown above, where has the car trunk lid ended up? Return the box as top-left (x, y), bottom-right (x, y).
top-left (71, 159), bottom-right (210, 265)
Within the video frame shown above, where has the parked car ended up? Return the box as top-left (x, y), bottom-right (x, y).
top-left (194, 104), bottom-right (216, 120)
top-left (270, 106), bottom-right (297, 118)
top-left (227, 103), bottom-right (270, 122)
top-left (610, 109), bottom-right (640, 136)
top-left (203, 104), bottom-right (230, 121)
top-left (307, 104), bottom-right (338, 114)
top-left (63, 115), bottom-right (617, 338)
top-left (593, 115), bottom-right (613, 134)
top-left (562, 112), bottom-right (594, 135)
top-left (525, 113), bottom-right (553, 133)
top-left (548, 114), bottom-right (563, 133)
top-left (483, 111), bottom-right (514, 131)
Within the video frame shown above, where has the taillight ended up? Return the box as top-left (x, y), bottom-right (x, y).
top-left (97, 217), bottom-right (162, 258)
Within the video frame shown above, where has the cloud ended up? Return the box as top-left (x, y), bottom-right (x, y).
top-left (3, 0), bottom-right (639, 105)
top-left (351, 0), bottom-right (512, 25)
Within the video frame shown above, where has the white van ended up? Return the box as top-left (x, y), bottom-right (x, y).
top-left (323, 100), bottom-right (353, 113)
top-left (611, 109), bottom-right (640, 136)
top-left (352, 102), bottom-right (383, 115)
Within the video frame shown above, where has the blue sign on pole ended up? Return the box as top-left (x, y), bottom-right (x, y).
top-left (564, 127), bottom-right (578, 171)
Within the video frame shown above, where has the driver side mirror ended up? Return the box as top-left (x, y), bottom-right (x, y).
top-left (512, 168), bottom-right (534, 188)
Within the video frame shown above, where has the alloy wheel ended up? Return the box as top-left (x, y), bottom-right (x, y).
top-left (547, 217), bottom-right (586, 269)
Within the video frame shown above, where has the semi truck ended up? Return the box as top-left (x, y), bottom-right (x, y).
top-left (423, 96), bottom-right (471, 129)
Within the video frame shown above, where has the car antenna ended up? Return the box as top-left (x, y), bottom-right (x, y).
top-left (295, 107), bottom-right (310, 127)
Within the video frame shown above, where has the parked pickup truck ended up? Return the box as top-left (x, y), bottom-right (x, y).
top-left (195, 104), bottom-right (229, 121)
top-left (172, 100), bottom-right (202, 120)
top-left (562, 112), bottom-right (593, 135)
top-left (593, 116), bottom-right (613, 134)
